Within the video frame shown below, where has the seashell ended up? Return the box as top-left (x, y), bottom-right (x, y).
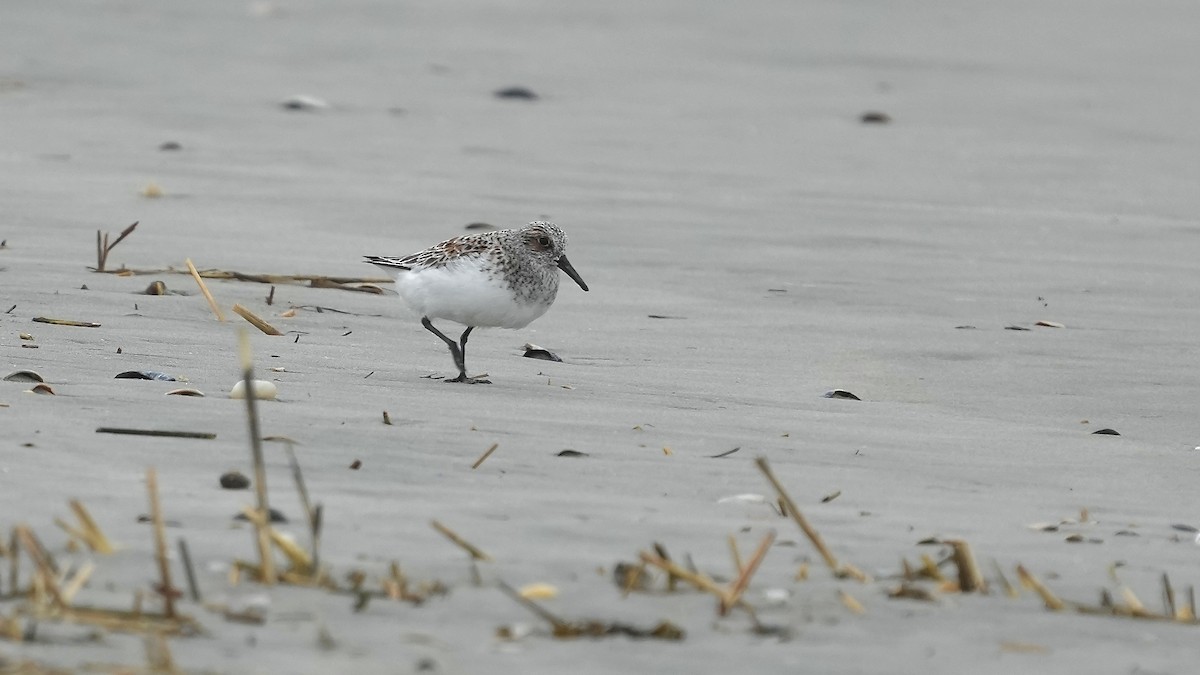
top-left (4, 370), bottom-right (43, 382)
top-left (143, 281), bottom-right (168, 295)
top-left (18, 333), bottom-right (33, 341)
top-left (1091, 428), bottom-right (1120, 436)
top-left (166, 388), bottom-right (204, 397)
top-left (27, 383), bottom-right (55, 395)
top-left (522, 343), bottom-right (561, 362)
top-left (1035, 320), bottom-right (1065, 328)
top-left (824, 389), bottom-right (860, 400)
top-left (230, 380), bottom-right (277, 400)
top-left (116, 370), bottom-right (176, 381)
top-left (141, 182), bottom-right (164, 198)
top-left (556, 449), bottom-right (588, 457)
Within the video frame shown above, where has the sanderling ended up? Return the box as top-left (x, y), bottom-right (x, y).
top-left (365, 221), bottom-right (588, 384)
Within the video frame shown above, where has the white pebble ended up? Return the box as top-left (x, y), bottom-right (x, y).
top-left (230, 380), bottom-right (277, 400)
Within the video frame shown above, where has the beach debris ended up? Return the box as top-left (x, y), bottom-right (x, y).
top-left (839, 589), bottom-right (867, 614)
top-left (116, 370), bottom-right (177, 381)
top-left (230, 379), bottom-right (277, 400)
top-left (946, 540), bottom-right (986, 593)
top-left (94, 221), bottom-right (138, 272)
top-left (756, 457), bottom-right (869, 582)
top-left (494, 86), bottom-right (538, 100)
top-left (232, 303), bottom-right (283, 335)
top-left (518, 583), bottom-right (559, 600)
top-left (143, 280), bottom-right (168, 295)
top-left (32, 316), bottom-right (100, 328)
top-left (556, 449), bottom-right (588, 457)
top-left (186, 258), bottom-right (226, 321)
top-left (647, 314), bottom-right (685, 319)
top-left (281, 94), bottom-right (330, 111)
top-left (821, 490), bottom-right (842, 503)
top-left (471, 443), bottom-right (500, 469)
top-left (19, 332), bottom-right (33, 341)
top-left (166, 388), bottom-right (204, 396)
top-left (465, 222), bottom-right (496, 230)
top-left (522, 343), bottom-right (561, 362)
top-left (1035, 320), bottom-right (1065, 328)
top-left (1004, 325), bottom-right (1031, 331)
top-left (824, 389), bottom-right (860, 400)
top-left (4, 370), bottom-right (43, 382)
top-left (141, 182), bottom-right (164, 198)
top-left (954, 325), bottom-right (977, 329)
top-left (53, 499), bottom-right (116, 554)
top-left (349, 460), bottom-right (362, 469)
top-left (431, 520), bottom-right (491, 562)
top-left (382, 410), bottom-right (393, 425)
top-left (709, 446), bottom-right (741, 458)
top-left (717, 493), bottom-right (768, 505)
top-left (496, 581), bottom-right (684, 641)
top-left (860, 111), bottom-right (891, 124)
top-left (234, 507), bottom-right (287, 524)
top-left (145, 468), bottom-right (181, 618)
top-left (159, 141), bottom-right (182, 151)
top-left (220, 471), bottom-right (251, 490)
top-left (1091, 428), bottom-right (1120, 436)
top-left (27, 384), bottom-right (55, 395)
top-left (96, 427), bottom-right (216, 440)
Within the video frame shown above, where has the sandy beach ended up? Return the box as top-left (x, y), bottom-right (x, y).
top-left (3, 1), bottom-right (1200, 673)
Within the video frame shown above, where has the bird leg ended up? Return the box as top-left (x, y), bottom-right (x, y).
top-left (421, 318), bottom-right (490, 384)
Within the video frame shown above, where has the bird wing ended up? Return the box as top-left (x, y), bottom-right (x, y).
top-left (363, 255), bottom-right (413, 270)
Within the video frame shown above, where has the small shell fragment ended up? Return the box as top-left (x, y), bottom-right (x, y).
top-left (230, 380), bottom-right (278, 400)
top-left (1035, 320), bottom-right (1065, 328)
top-left (166, 388), bottom-right (205, 397)
top-left (4, 370), bottom-right (43, 382)
top-left (1091, 428), bottom-right (1120, 436)
top-left (824, 389), bottom-right (860, 400)
top-left (517, 583), bottom-right (559, 600)
top-left (717, 493), bottom-right (767, 505)
top-left (19, 333), bottom-right (33, 341)
top-left (556, 449), bottom-right (588, 458)
top-left (281, 94), bottom-right (329, 111)
top-left (143, 281), bottom-right (168, 295)
top-left (27, 383), bottom-right (55, 395)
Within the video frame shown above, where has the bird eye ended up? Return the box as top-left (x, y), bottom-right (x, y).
top-left (538, 236), bottom-right (551, 248)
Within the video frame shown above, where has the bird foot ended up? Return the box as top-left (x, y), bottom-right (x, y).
top-left (444, 373), bottom-right (491, 384)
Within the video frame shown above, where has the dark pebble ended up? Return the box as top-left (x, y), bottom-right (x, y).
top-left (860, 111), bottom-right (891, 124)
top-left (349, 459), bottom-right (362, 470)
top-left (220, 471), bottom-right (251, 489)
top-left (494, 86), bottom-right (538, 100)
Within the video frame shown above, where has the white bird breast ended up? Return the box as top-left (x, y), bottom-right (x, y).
top-left (392, 262), bottom-right (554, 329)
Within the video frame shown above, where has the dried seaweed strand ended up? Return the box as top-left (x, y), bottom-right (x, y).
top-left (431, 520), bottom-right (492, 561)
top-left (720, 530), bottom-right (775, 616)
top-left (755, 457), bottom-right (868, 581)
top-left (232, 304), bottom-right (282, 336)
top-left (186, 258), bottom-right (226, 322)
top-left (146, 468), bottom-right (178, 618)
top-left (238, 331), bottom-right (275, 584)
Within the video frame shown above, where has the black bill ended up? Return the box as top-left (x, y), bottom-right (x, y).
top-left (556, 255), bottom-right (589, 291)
